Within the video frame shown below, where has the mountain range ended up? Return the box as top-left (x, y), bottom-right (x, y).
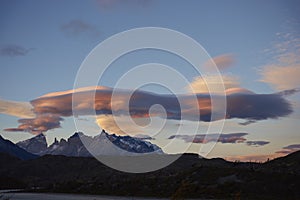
top-left (0, 130), bottom-right (163, 159)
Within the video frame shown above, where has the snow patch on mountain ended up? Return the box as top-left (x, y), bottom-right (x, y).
top-left (16, 130), bottom-right (163, 157)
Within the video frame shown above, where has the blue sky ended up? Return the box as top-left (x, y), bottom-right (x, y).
top-left (0, 0), bottom-right (300, 161)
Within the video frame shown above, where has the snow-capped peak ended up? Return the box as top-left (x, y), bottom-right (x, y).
top-left (16, 130), bottom-right (163, 157)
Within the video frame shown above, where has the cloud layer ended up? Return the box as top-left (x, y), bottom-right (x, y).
top-left (3, 86), bottom-right (295, 134)
top-left (4, 114), bottom-right (63, 135)
top-left (245, 141), bottom-right (270, 147)
top-left (169, 133), bottom-right (269, 147)
top-left (169, 133), bottom-right (247, 144)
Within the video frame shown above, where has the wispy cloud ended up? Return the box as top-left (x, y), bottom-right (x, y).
top-left (169, 133), bottom-right (269, 147)
top-left (0, 45), bottom-right (33, 57)
top-left (276, 144), bottom-right (300, 155)
top-left (261, 63), bottom-right (300, 91)
top-left (204, 54), bottom-right (235, 70)
top-left (238, 119), bottom-right (257, 126)
top-left (187, 74), bottom-right (240, 94)
top-left (4, 114), bottom-right (63, 135)
top-left (96, 115), bottom-right (147, 135)
top-left (0, 99), bottom-right (35, 118)
top-left (133, 134), bottom-right (154, 140)
top-left (60, 20), bottom-right (100, 37)
top-left (260, 30), bottom-right (300, 91)
top-left (245, 141), bottom-right (270, 147)
top-left (96, 0), bottom-right (152, 10)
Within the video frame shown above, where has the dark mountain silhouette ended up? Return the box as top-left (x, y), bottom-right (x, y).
top-left (1, 133), bottom-right (300, 199)
top-left (0, 135), bottom-right (37, 160)
top-left (262, 149), bottom-right (300, 174)
top-left (0, 151), bottom-right (299, 199)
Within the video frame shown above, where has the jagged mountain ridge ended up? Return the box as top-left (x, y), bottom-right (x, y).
top-left (15, 130), bottom-right (163, 157)
top-left (45, 132), bottom-right (91, 157)
top-left (17, 133), bottom-right (47, 155)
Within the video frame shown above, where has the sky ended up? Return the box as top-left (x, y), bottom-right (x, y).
top-left (0, 0), bottom-right (300, 161)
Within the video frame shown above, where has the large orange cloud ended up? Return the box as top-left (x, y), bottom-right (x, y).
top-left (3, 86), bottom-right (296, 134)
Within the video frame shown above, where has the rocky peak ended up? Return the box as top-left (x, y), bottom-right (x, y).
top-left (16, 133), bottom-right (47, 155)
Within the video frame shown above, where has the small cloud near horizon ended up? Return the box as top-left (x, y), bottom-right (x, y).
top-left (225, 153), bottom-right (278, 162)
top-left (169, 133), bottom-right (247, 144)
top-left (169, 133), bottom-right (270, 147)
top-left (246, 140), bottom-right (270, 147)
top-left (276, 144), bottom-right (300, 155)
